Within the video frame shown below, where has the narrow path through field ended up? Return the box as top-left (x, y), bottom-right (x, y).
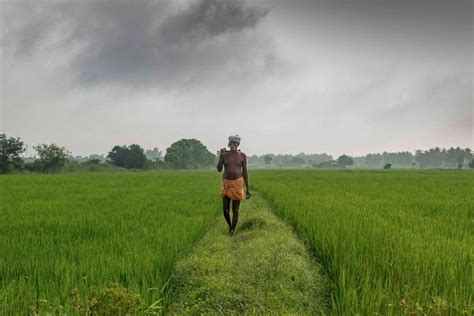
top-left (168, 192), bottom-right (329, 314)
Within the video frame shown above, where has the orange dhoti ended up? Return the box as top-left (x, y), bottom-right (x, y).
top-left (220, 177), bottom-right (245, 201)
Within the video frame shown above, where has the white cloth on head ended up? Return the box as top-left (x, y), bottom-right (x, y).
top-left (228, 134), bottom-right (241, 143)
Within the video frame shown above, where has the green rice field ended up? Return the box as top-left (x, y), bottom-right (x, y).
top-left (253, 169), bottom-right (474, 315)
top-left (1, 169), bottom-right (473, 314)
top-left (0, 171), bottom-right (220, 314)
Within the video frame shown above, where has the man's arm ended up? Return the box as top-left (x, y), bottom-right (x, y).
top-left (242, 153), bottom-right (251, 199)
top-left (217, 149), bottom-right (225, 172)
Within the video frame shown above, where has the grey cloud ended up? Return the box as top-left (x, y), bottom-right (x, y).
top-left (160, 0), bottom-right (270, 44)
top-left (2, 0), bottom-right (272, 88)
top-left (375, 70), bottom-right (471, 117)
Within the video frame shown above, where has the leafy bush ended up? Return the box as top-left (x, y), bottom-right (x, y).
top-left (25, 160), bottom-right (43, 172)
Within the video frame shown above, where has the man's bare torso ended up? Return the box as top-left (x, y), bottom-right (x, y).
top-left (222, 151), bottom-right (245, 180)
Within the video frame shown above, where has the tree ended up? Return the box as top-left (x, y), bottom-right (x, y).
top-left (145, 147), bottom-right (162, 161)
top-left (263, 155), bottom-right (272, 167)
top-left (0, 134), bottom-right (25, 173)
top-left (288, 156), bottom-right (306, 167)
top-left (107, 144), bottom-right (147, 169)
top-left (34, 143), bottom-right (69, 172)
top-left (128, 144), bottom-right (147, 169)
top-left (145, 158), bottom-right (166, 170)
top-left (164, 139), bottom-right (215, 169)
top-left (415, 147), bottom-right (444, 168)
top-left (337, 154), bottom-right (354, 168)
top-left (381, 151), bottom-right (414, 166)
top-left (89, 154), bottom-right (106, 162)
top-left (469, 159), bottom-right (474, 169)
top-left (445, 147), bottom-right (471, 167)
top-left (107, 146), bottom-right (128, 168)
top-left (365, 153), bottom-right (383, 167)
top-left (412, 147), bottom-right (472, 168)
top-left (383, 163), bottom-right (392, 170)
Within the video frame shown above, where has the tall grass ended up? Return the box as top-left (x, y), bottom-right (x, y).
top-left (253, 169), bottom-right (473, 315)
top-left (0, 171), bottom-right (220, 314)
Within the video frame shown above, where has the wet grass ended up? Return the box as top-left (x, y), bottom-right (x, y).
top-left (169, 192), bottom-right (329, 314)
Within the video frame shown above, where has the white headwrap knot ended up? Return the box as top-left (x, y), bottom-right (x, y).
top-left (228, 134), bottom-right (241, 143)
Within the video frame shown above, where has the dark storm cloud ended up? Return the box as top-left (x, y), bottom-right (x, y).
top-left (2, 0), bottom-right (272, 87)
top-left (160, 0), bottom-right (270, 43)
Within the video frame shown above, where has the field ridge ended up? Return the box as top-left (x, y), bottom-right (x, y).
top-left (168, 191), bottom-right (330, 314)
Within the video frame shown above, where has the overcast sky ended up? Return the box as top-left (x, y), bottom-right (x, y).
top-left (1, 0), bottom-right (472, 157)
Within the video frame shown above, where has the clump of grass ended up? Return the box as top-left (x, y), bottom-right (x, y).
top-left (239, 216), bottom-right (266, 231)
top-left (71, 282), bottom-right (143, 315)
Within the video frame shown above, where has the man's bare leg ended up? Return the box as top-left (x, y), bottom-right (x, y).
top-left (230, 200), bottom-right (241, 233)
top-left (223, 196), bottom-right (232, 231)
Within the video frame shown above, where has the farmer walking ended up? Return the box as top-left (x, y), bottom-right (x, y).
top-left (217, 135), bottom-right (251, 234)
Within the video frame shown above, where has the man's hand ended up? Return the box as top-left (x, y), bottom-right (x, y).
top-left (220, 148), bottom-right (227, 155)
top-left (246, 190), bottom-right (251, 199)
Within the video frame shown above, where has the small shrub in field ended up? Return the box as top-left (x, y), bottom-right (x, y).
top-left (383, 163), bottom-right (392, 170)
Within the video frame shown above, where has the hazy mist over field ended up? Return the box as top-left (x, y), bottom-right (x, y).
top-left (1, 0), bottom-right (472, 157)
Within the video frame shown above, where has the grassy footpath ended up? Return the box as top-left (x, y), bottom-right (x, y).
top-left (169, 192), bottom-right (329, 314)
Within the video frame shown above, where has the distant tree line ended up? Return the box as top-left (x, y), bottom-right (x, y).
top-left (1, 134), bottom-right (216, 173)
top-left (311, 154), bottom-right (354, 168)
top-left (249, 153), bottom-right (354, 169)
top-left (248, 153), bottom-right (334, 168)
top-left (414, 147), bottom-right (472, 168)
top-left (356, 151), bottom-right (415, 168)
top-left (352, 147), bottom-right (472, 168)
top-left (1, 133), bottom-right (473, 173)
top-left (234, 147), bottom-right (474, 170)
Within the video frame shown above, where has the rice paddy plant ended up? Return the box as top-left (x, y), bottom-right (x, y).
top-left (0, 171), bottom-right (220, 314)
top-left (253, 169), bottom-right (474, 315)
